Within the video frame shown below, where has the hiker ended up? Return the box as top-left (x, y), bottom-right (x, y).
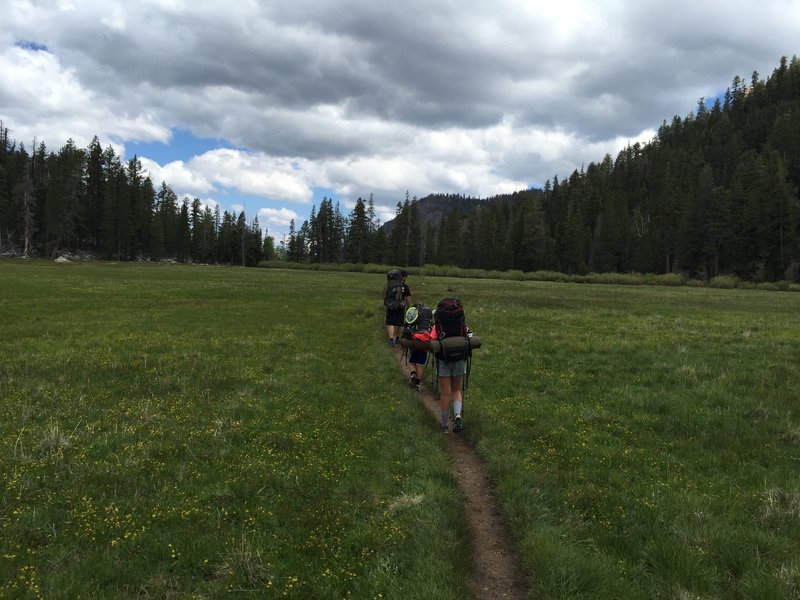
top-left (431, 297), bottom-right (471, 434)
top-left (402, 303), bottom-right (433, 391)
top-left (384, 269), bottom-right (411, 345)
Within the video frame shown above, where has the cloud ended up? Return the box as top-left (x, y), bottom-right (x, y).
top-left (0, 44), bottom-right (169, 149)
top-left (258, 207), bottom-right (300, 232)
top-left (2, 0), bottom-right (798, 238)
top-left (139, 157), bottom-right (215, 198)
top-left (139, 149), bottom-right (314, 205)
top-left (189, 149), bottom-right (313, 202)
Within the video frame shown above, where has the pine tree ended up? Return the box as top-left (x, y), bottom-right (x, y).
top-left (437, 209), bottom-right (465, 266)
top-left (516, 191), bottom-right (547, 271)
top-left (127, 156), bottom-right (147, 258)
top-left (99, 146), bottom-right (126, 259)
top-left (156, 182), bottom-right (178, 258)
top-left (176, 199), bottom-right (191, 262)
top-left (45, 139), bottom-right (85, 257)
top-left (407, 198), bottom-right (423, 266)
top-left (218, 211), bottom-right (237, 263)
top-left (190, 198), bottom-right (202, 259)
top-left (344, 197), bottom-right (370, 263)
top-left (371, 227), bottom-right (389, 264)
top-left (85, 136), bottom-right (104, 249)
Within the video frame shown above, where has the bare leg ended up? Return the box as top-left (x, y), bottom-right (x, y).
top-left (451, 374), bottom-right (464, 432)
top-left (439, 376), bottom-right (452, 412)
top-left (439, 376), bottom-right (452, 430)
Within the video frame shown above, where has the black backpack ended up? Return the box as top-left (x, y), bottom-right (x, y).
top-left (384, 269), bottom-right (404, 310)
top-left (404, 303), bottom-right (433, 333)
top-left (434, 297), bottom-right (468, 361)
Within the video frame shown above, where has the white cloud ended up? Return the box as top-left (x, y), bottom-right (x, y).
top-left (139, 157), bottom-right (215, 197)
top-left (258, 207), bottom-right (300, 230)
top-left (0, 45), bottom-right (169, 149)
top-left (2, 0), bottom-right (798, 234)
top-left (138, 149), bottom-right (316, 216)
top-left (189, 149), bottom-right (313, 203)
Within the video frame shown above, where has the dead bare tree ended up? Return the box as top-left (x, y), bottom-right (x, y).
top-left (18, 159), bottom-right (35, 258)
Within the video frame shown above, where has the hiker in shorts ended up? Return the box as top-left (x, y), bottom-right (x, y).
top-left (403, 303), bottom-right (433, 391)
top-left (384, 269), bottom-right (411, 346)
top-left (430, 297), bottom-right (470, 434)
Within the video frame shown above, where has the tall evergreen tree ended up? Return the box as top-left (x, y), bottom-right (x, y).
top-left (156, 182), bottom-right (178, 258)
top-left (407, 198), bottom-right (423, 266)
top-left (344, 197), bottom-right (370, 263)
top-left (44, 139), bottom-right (85, 256)
top-left (85, 136), bottom-right (104, 248)
top-left (176, 199), bottom-right (191, 262)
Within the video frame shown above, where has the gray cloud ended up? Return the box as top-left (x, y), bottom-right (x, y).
top-left (2, 0), bottom-right (799, 221)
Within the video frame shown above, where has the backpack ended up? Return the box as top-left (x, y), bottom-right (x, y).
top-left (384, 269), bottom-right (404, 310)
top-left (404, 303), bottom-right (433, 332)
top-left (434, 297), bottom-right (469, 361)
top-left (403, 303), bottom-right (433, 345)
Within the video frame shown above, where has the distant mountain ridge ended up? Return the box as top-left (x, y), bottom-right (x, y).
top-left (382, 193), bottom-right (487, 233)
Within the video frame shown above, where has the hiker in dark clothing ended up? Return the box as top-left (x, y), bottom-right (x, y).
top-left (384, 270), bottom-right (411, 345)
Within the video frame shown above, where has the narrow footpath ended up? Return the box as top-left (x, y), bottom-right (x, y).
top-left (392, 346), bottom-right (527, 599)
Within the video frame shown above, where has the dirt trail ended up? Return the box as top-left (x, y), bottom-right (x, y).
top-left (392, 347), bottom-right (527, 599)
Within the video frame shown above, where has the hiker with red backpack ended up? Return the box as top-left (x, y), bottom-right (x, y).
top-left (384, 269), bottom-right (411, 346)
top-left (402, 303), bottom-right (434, 391)
top-left (430, 297), bottom-right (472, 434)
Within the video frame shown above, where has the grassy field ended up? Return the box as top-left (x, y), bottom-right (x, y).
top-left (1, 261), bottom-right (799, 599)
top-left (0, 262), bottom-right (467, 599)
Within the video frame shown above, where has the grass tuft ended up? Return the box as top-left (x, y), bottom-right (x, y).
top-left (777, 564), bottom-right (800, 599)
top-left (214, 532), bottom-right (272, 587)
top-left (37, 421), bottom-right (71, 457)
top-left (757, 489), bottom-right (800, 526)
top-left (387, 492), bottom-right (425, 515)
top-left (781, 429), bottom-right (800, 447)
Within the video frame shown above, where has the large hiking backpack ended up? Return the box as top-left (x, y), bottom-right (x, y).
top-left (404, 303), bottom-right (433, 332)
top-left (402, 303), bottom-right (433, 347)
top-left (434, 297), bottom-right (469, 361)
top-left (384, 269), bottom-right (404, 310)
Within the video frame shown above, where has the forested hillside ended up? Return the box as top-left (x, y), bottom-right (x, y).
top-left (371, 55), bottom-right (800, 281)
top-left (2, 56), bottom-right (799, 280)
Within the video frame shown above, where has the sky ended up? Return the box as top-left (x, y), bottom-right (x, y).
top-left (2, 1), bottom-right (799, 242)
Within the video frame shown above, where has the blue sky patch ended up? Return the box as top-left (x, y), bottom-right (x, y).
top-left (125, 128), bottom-right (237, 164)
top-left (15, 39), bottom-right (48, 52)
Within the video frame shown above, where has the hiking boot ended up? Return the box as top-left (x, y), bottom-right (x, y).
top-left (409, 372), bottom-right (418, 387)
top-left (388, 338), bottom-right (395, 346)
top-left (415, 382), bottom-right (421, 392)
top-left (453, 413), bottom-right (463, 433)
top-left (395, 337), bottom-right (401, 345)
top-left (441, 425), bottom-right (450, 434)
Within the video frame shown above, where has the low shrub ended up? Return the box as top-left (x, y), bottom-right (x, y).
top-left (644, 273), bottom-right (686, 286)
top-left (588, 272), bottom-right (647, 286)
top-left (524, 270), bottom-right (568, 282)
top-left (709, 274), bottom-right (740, 289)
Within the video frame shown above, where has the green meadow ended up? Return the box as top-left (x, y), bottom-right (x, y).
top-left (1, 262), bottom-right (798, 599)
